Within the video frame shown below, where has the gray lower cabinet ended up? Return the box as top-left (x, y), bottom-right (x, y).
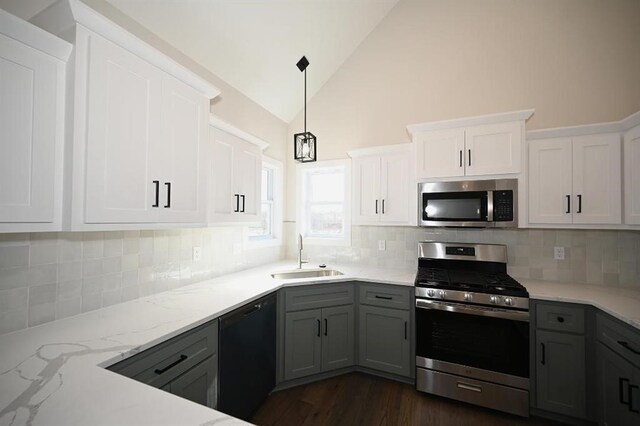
top-left (358, 305), bottom-right (410, 377)
top-left (284, 305), bottom-right (354, 381)
top-left (107, 320), bottom-right (218, 409)
top-left (535, 330), bottom-right (586, 418)
top-left (597, 343), bottom-right (638, 426)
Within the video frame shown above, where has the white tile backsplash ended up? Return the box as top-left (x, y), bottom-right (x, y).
top-left (0, 227), bottom-right (284, 336)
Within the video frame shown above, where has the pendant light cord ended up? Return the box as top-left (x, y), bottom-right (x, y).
top-left (304, 68), bottom-right (307, 135)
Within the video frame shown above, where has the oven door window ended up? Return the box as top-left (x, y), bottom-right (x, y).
top-left (422, 191), bottom-right (488, 222)
top-left (416, 306), bottom-right (529, 378)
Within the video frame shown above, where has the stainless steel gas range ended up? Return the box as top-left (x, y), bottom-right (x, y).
top-left (414, 242), bottom-right (530, 417)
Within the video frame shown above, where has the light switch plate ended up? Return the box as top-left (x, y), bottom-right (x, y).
top-left (378, 240), bottom-right (386, 251)
top-left (554, 246), bottom-right (565, 260)
top-left (193, 247), bottom-right (202, 262)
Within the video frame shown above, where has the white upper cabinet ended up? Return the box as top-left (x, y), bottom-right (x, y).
top-left (528, 134), bottom-right (621, 225)
top-left (408, 110), bottom-right (532, 180)
top-left (208, 118), bottom-right (266, 224)
top-left (0, 10), bottom-right (71, 232)
top-left (31, 0), bottom-right (219, 230)
top-left (349, 145), bottom-right (415, 226)
top-left (623, 124), bottom-right (640, 224)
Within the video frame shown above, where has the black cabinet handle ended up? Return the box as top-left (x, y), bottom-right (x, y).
top-left (240, 194), bottom-right (245, 213)
top-left (375, 200), bottom-right (378, 214)
top-left (618, 340), bottom-right (640, 355)
top-left (577, 194), bottom-right (582, 213)
top-left (164, 182), bottom-right (171, 208)
top-left (566, 195), bottom-right (571, 214)
top-left (375, 295), bottom-right (393, 300)
top-left (152, 181), bottom-right (160, 208)
top-left (404, 321), bottom-right (407, 340)
top-left (557, 316), bottom-right (565, 323)
top-left (468, 149), bottom-right (471, 166)
top-left (620, 378), bottom-right (631, 406)
top-left (234, 194), bottom-right (240, 212)
top-left (154, 354), bottom-right (187, 374)
top-left (459, 150), bottom-right (463, 167)
top-left (382, 199), bottom-right (385, 214)
top-left (630, 384), bottom-right (639, 413)
top-left (317, 319), bottom-right (321, 337)
top-left (324, 318), bottom-right (328, 336)
top-left (540, 342), bottom-right (546, 365)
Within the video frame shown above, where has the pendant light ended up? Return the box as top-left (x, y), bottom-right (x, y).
top-left (294, 56), bottom-right (317, 162)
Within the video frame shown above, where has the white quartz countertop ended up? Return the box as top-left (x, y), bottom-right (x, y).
top-left (0, 260), bottom-right (638, 426)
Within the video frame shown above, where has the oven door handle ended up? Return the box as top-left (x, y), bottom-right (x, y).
top-left (415, 299), bottom-right (529, 322)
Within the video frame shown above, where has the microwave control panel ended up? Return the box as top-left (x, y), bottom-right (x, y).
top-left (493, 190), bottom-right (514, 222)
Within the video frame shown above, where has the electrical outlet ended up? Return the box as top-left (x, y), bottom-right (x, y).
top-left (193, 246), bottom-right (202, 262)
top-left (378, 240), bottom-right (386, 251)
top-left (554, 246), bottom-right (565, 260)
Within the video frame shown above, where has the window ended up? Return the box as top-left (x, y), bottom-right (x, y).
top-left (297, 159), bottom-right (351, 246)
top-left (249, 157), bottom-right (283, 246)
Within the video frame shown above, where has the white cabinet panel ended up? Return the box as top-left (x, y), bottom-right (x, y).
top-left (352, 156), bottom-right (381, 224)
top-left (528, 138), bottom-right (573, 224)
top-left (160, 75), bottom-right (208, 223)
top-left (415, 129), bottom-right (464, 179)
top-left (380, 153), bottom-right (410, 224)
top-left (465, 122), bottom-right (522, 176)
top-left (624, 126), bottom-right (640, 224)
top-left (210, 131), bottom-right (235, 218)
top-left (84, 33), bottom-right (162, 224)
top-left (0, 33), bottom-right (60, 224)
top-left (572, 134), bottom-right (621, 224)
top-left (235, 142), bottom-right (261, 220)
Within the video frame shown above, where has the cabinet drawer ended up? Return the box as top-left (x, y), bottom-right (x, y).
top-left (536, 302), bottom-right (584, 334)
top-left (597, 312), bottom-right (640, 368)
top-left (359, 284), bottom-right (410, 310)
top-left (284, 284), bottom-right (354, 312)
top-left (108, 320), bottom-right (218, 388)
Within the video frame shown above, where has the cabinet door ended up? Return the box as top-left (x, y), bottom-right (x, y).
top-left (321, 305), bottom-right (354, 373)
top-left (170, 355), bottom-right (217, 409)
top-left (535, 330), bottom-right (586, 419)
top-left (415, 128), bottom-right (465, 179)
top-left (159, 75), bottom-right (208, 224)
top-left (352, 156), bottom-right (381, 224)
top-left (234, 140), bottom-right (261, 221)
top-left (572, 134), bottom-right (621, 224)
top-left (624, 126), bottom-right (640, 224)
top-left (284, 309), bottom-right (322, 381)
top-left (465, 122), bottom-right (522, 176)
top-left (84, 33), bottom-right (162, 223)
top-left (597, 343), bottom-right (637, 426)
top-left (528, 138), bottom-right (573, 224)
top-left (209, 127), bottom-right (236, 221)
top-left (0, 33), bottom-right (60, 223)
top-left (380, 152), bottom-right (410, 224)
top-left (358, 305), bottom-right (410, 377)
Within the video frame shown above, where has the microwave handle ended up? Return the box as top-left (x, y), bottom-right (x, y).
top-left (487, 191), bottom-right (494, 222)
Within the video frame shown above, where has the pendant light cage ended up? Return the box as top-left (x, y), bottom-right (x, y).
top-left (294, 56), bottom-right (317, 163)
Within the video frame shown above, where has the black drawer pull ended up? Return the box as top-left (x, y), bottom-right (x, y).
top-left (468, 149), bottom-right (471, 166)
top-left (234, 194), bottom-right (240, 212)
top-left (155, 354), bottom-right (187, 375)
top-left (618, 340), bottom-right (640, 355)
top-left (324, 318), bottom-right (328, 336)
top-left (459, 150), bottom-right (463, 167)
top-left (620, 377), bottom-right (631, 406)
top-left (317, 319), bottom-right (321, 337)
top-left (565, 195), bottom-right (570, 214)
top-left (152, 180), bottom-right (160, 207)
top-left (630, 384), bottom-right (639, 413)
top-left (382, 199), bottom-right (385, 214)
top-left (164, 182), bottom-right (171, 208)
top-left (577, 194), bottom-right (582, 213)
top-left (557, 316), bottom-right (565, 323)
top-left (375, 200), bottom-right (378, 214)
top-left (240, 194), bottom-right (245, 213)
top-left (375, 295), bottom-right (393, 300)
top-left (404, 321), bottom-right (407, 340)
top-left (540, 342), bottom-right (546, 365)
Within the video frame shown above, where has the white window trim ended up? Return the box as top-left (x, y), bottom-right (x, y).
top-left (296, 159), bottom-right (351, 247)
top-left (248, 156), bottom-right (283, 248)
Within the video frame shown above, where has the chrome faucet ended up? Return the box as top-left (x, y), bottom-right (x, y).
top-left (297, 233), bottom-right (308, 269)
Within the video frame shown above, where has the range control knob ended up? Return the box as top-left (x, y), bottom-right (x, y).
top-left (438, 290), bottom-right (447, 299)
top-left (427, 289), bottom-right (436, 297)
top-left (464, 292), bottom-right (473, 302)
top-left (489, 295), bottom-right (500, 304)
top-left (504, 297), bottom-right (514, 306)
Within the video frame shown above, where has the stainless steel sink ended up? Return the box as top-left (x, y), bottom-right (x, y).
top-left (270, 269), bottom-right (344, 280)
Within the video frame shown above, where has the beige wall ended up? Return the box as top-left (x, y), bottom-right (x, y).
top-left (286, 0), bottom-right (640, 219)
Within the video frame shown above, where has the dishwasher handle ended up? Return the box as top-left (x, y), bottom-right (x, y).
top-left (220, 293), bottom-right (276, 328)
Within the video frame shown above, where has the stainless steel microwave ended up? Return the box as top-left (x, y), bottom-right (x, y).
top-left (418, 179), bottom-right (518, 228)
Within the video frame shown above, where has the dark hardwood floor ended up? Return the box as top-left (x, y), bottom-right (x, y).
top-left (252, 373), bottom-right (562, 426)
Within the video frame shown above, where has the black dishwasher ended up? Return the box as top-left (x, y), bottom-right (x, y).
top-left (218, 292), bottom-right (276, 420)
